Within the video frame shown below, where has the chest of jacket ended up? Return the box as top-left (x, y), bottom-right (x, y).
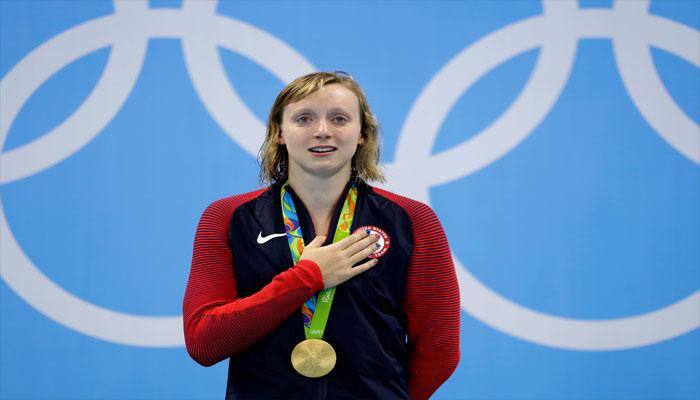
top-left (226, 183), bottom-right (414, 399)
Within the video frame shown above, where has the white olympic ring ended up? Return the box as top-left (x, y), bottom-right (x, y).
top-left (0, 0), bottom-right (698, 350)
top-left (0, 0), bottom-right (314, 347)
top-left (385, 0), bottom-right (700, 350)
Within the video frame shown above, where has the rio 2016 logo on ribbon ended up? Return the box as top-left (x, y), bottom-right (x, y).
top-left (1, 0), bottom-right (699, 350)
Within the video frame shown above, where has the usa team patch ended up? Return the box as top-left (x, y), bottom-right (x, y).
top-left (353, 225), bottom-right (391, 259)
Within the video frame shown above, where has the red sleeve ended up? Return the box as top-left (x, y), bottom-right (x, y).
top-left (182, 192), bottom-right (325, 367)
top-left (404, 202), bottom-right (461, 399)
top-left (374, 188), bottom-right (461, 400)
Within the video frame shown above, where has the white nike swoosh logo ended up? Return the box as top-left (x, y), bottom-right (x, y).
top-left (257, 231), bottom-right (287, 244)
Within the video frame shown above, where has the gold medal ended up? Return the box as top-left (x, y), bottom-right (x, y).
top-left (291, 339), bottom-right (337, 378)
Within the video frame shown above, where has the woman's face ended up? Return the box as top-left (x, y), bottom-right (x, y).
top-left (279, 84), bottom-right (364, 180)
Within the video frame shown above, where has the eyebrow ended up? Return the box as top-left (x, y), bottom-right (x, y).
top-left (290, 108), bottom-right (315, 116)
top-left (288, 107), bottom-right (353, 118)
top-left (326, 107), bottom-right (352, 116)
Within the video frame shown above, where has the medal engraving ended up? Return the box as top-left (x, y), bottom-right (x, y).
top-left (291, 339), bottom-right (337, 378)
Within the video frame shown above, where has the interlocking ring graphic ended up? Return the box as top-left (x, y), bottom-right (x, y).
top-left (0, 0), bottom-right (315, 347)
top-left (1, 0), bottom-right (698, 349)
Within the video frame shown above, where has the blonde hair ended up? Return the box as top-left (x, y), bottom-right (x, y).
top-left (258, 71), bottom-right (385, 184)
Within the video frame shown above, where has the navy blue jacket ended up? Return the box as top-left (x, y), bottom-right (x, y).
top-left (183, 180), bottom-right (460, 400)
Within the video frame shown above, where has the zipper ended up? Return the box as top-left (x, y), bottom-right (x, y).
top-left (318, 376), bottom-right (328, 400)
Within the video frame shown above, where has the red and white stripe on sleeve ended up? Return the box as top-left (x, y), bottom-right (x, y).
top-left (182, 190), bottom-right (324, 367)
top-left (374, 188), bottom-right (461, 400)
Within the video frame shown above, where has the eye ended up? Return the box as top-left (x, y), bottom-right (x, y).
top-left (295, 114), bottom-right (312, 124)
top-left (331, 115), bottom-right (349, 124)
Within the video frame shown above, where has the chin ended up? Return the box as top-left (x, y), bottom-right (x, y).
top-left (300, 163), bottom-right (350, 179)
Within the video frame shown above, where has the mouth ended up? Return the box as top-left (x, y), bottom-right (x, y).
top-left (308, 146), bottom-right (338, 154)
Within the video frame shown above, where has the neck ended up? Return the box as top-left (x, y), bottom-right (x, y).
top-left (288, 168), bottom-right (351, 211)
top-left (287, 167), bottom-right (352, 235)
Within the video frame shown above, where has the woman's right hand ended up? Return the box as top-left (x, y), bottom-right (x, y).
top-left (299, 230), bottom-right (380, 288)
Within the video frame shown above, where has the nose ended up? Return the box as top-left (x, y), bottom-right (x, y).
top-left (314, 119), bottom-right (331, 139)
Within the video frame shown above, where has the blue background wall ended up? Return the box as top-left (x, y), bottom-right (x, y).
top-left (1, 0), bottom-right (698, 398)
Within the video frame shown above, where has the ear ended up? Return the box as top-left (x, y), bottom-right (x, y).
top-left (358, 133), bottom-right (366, 145)
top-left (278, 131), bottom-right (285, 145)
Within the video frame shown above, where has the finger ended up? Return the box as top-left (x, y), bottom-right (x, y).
top-left (347, 259), bottom-right (378, 278)
top-left (348, 241), bottom-right (381, 265)
top-left (336, 229), bottom-right (370, 250)
top-left (344, 233), bottom-right (379, 257)
top-left (305, 235), bottom-right (326, 249)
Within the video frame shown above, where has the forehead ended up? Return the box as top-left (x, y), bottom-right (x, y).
top-left (283, 83), bottom-right (360, 115)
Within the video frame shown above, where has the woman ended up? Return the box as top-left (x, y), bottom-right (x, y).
top-left (183, 72), bottom-right (460, 399)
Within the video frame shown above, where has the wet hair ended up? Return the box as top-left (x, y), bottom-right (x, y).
top-left (258, 71), bottom-right (385, 183)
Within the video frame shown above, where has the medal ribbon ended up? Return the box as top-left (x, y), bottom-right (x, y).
top-left (281, 182), bottom-right (357, 339)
